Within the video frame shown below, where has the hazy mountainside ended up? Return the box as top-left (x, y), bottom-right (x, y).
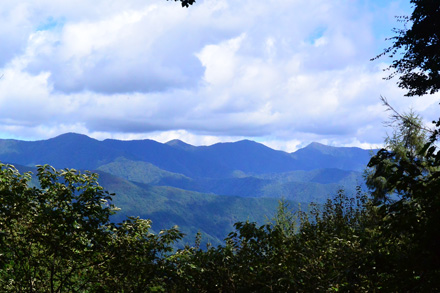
top-left (97, 171), bottom-right (285, 246)
top-left (98, 157), bottom-right (363, 203)
top-left (97, 157), bottom-right (191, 185)
top-left (290, 142), bottom-right (373, 172)
top-left (0, 133), bottom-right (373, 176)
top-left (0, 133), bottom-right (375, 244)
top-left (0, 132), bottom-right (374, 204)
top-left (189, 140), bottom-right (299, 174)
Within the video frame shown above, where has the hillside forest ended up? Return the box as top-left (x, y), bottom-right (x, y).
top-left (1, 0), bottom-right (440, 291)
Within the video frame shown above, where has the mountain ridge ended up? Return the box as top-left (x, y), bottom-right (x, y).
top-left (0, 132), bottom-right (376, 172)
top-left (0, 133), bottom-right (376, 245)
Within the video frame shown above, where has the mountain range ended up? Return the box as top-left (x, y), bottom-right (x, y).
top-left (0, 133), bottom-right (376, 245)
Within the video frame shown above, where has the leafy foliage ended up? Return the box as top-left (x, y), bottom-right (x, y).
top-left (369, 1), bottom-right (440, 286)
top-left (366, 110), bottom-right (440, 290)
top-left (94, 217), bottom-right (183, 292)
top-left (366, 106), bottom-right (432, 201)
top-left (374, 0), bottom-right (440, 96)
top-left (169, 0), bottom-right (196, 8)
top-left (168, 190), bottom-right (387, 292)
top-left (0, 164), bottom-right (184, 291)
top-left (0, 164), bottom-right (114, 291)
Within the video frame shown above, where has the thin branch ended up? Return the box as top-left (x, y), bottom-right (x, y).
top-left (380, 95), bottom-right (435, 134)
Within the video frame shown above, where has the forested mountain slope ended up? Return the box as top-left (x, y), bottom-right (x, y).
top-left (0, 133), bottom-right (375, 244)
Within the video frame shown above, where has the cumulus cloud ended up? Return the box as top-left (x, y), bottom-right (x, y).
top-left (0, 0), bottom-right (437, 150)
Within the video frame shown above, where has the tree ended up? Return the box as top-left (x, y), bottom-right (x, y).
top-left (0, 164), bottom-right (116, 291)
top-left (369, 0), bottom-right (440, 288)
top-left (169, 0), bottom-right (196, 8)
top-left (92, 217), bottom-right (183, 291)
top-left (168, 190), bottom-right (385, 292)
top-left (366, 98), bottom-right (433, 202)
top-left (374, 0), bottom-right (440, 96)
top-left (366, 106), bottom-right (440, 290)
top-left (0, 164), bottom-right (184, 291)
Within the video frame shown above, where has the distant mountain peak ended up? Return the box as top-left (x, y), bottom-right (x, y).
top-left (166, 139), bottom-right (188, 145)
top-left (236, 139), bottom-right (262, 145)
top-left (166, 139), bottom-right (196, 151)
top-left (307, 142), bottom-right (328, 147)
top-left (211, 139), bottom-right (272, 150)
top-left (305, 142), bottom-right (365, 152)
top-left (50, 132), bottom-right (94, 141)
top-left (305, 142), bottom-right (335, 151)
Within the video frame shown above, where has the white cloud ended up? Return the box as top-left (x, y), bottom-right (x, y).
top-left (0, 0), bottom-right (434, 150)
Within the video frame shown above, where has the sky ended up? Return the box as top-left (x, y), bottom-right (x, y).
top-left (0, 0), bottom-right (438, 152)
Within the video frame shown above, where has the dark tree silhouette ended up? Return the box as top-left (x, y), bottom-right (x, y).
top-left (170, 0), bottom-right (196, 8)
top-left (373, 0), bottom-right (440, 96)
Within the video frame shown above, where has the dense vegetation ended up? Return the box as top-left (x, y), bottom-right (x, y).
top-left (1, 0), bottom-right (439, 291)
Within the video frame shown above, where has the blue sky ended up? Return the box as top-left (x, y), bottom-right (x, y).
top-left (0, 0), bottom-right (438, 151)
